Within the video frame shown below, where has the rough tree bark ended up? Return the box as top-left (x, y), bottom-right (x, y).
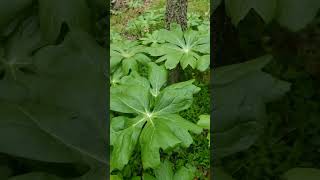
top-left (165, 0), bottom-right (188, 31)
top-left (165, 0), bottom-right (188, 83)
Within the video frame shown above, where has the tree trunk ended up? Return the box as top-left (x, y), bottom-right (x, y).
top-left (165, 0), bottom-right (188, 31)
top-left (165, 0), bottom-right (188, 83)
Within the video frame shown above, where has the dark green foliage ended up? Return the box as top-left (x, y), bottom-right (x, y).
top-left (0, 1), bottom-right (108, 179)
top-left (213, 1), bottom-right (320, 179)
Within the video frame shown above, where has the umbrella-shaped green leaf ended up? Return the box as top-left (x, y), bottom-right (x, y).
top-left (111, 40), bottom-right (151, 74)
top-left (110, 63), bottom-right (202, 170)
top-left (146, 26), bottom-right (209, 70)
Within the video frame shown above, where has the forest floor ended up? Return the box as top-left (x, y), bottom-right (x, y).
top-left (111, 0), bottom-right (209, 39)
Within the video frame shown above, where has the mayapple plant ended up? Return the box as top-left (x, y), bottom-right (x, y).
top-left (146, 25), bottom-right (210, 71)
top-left (110, 40), bottom-right (150, 75)
top-left (110, 62), bottom-right (203, 170)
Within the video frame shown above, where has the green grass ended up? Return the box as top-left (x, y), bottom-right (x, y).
top-left (189, 0), bottom-right (210, 17)
top-left (111, 0), bottom-right (210, 39)
top-left (150, 0), bottom-right (210, 16)
top-left (110, 8), bottom-right (141, 34)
